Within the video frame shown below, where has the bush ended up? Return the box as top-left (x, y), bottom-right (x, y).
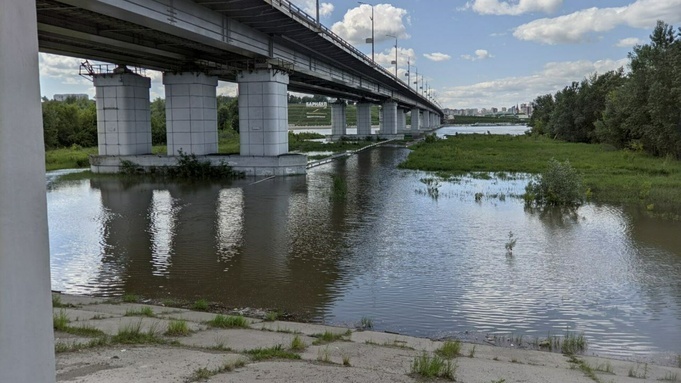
top-left (525, 159), bottom-right (583, 208)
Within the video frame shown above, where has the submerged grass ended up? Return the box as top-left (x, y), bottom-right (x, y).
top-left (401, 134), bottom-right (681, 213)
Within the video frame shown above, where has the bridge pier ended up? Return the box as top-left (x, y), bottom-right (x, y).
top-left (0, 1), bottom-right (56, 381)
top-left (238, 68), bottom-right (289, 156)
top-left (163, 72), bottom-right (219, 155)
top-left (411, 108), bottom-right (421, 131)
top-left (94, 70), bottom-right (152, 155)
top-left (422, 110), bottom-right (431, 130)
top-left (397, 108), bottom-right (407, 133)
top-left (356, 102), bottom-right (372, 137)
top-left (330, 99), bottom-right (347, 139)
top-left (379, 100), bottom-right (397, 135)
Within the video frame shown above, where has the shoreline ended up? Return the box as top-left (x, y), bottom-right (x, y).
top-left (53, 293), bottom-right (681, 382)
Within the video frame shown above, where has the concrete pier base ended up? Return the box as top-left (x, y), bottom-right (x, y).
top-left (238, 69), bottom-right (289, 156)
top-left (379, 101), bottom-right (397, 135)
top-left (330, 100), bottom-right (347, 141)
top-left (163, 72), bottom-right (218, 156)
top-left (422, 110), bottom-right (431, 130)
top-left (411, 108), bottom-right (421, 131)
top-left (356, 102), bottom-right (372, 137)
top-left (0, 1), bottom-right (56, 381)
top-left (94, 71), bottom-right (152, 155)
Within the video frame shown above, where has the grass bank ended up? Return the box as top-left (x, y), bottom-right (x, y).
top-left (401, 134), bottom-right (681, 213)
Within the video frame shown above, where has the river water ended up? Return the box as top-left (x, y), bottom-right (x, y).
top-left (47, 127), bottom-right (681, 362)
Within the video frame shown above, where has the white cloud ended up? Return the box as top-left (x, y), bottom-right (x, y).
top-left (290, 0), bottom-right (334, 18)
top-left (424, 52), bottom-right (451, 62)
top-left (461, 49), bottom-right (493, 61)
top-left (616, 37), bottom-right (644, 47)
top-left (375, 47), bottom-right (416, 73)
top-left (331, 4), bottom-right (410, 45)
top-left (465, 0), bottom-right (563, 15)
top-left (514, 0), bottom-right (681, 44)
top-left (440, 58), bottom-right (628, 109)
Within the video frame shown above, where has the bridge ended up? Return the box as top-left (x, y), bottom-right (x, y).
top-left (37, 0), bottom-right (443, 175)
top-left (0, 1), bottom-right (443, 381)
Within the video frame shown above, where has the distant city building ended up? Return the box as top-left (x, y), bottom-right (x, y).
top-left (53, 94), bottom-right (89, 101)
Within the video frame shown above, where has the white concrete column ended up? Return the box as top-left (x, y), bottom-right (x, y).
top-left (163, 72), bottom-right (218, 156)
top-left (397, 108), bottom-right (406, 132)
top-left (380, 100), bottom-right (397, 134)
top-left (331, 100), bottom-right (347, 136)
top-left (422, 110), bottom-right (430, 129)
top-left (356, 102), bottom-right (372, 136)
top-left (238, 69), bottom-right (289, 156)
top-left (0, 1), bottom-right (56, 382)
top-left (411, 108), bottom-right (421, 131)
top-left (94, 71), bottom-right (152, 155)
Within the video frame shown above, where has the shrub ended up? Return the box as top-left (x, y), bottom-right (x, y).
top-left (525, 159), bottom-right (583, 208)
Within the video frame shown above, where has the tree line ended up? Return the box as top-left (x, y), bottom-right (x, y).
top-left (529, 21), bottom-right (681, 158)
top-left (42, 94), bottom-right (239, 150)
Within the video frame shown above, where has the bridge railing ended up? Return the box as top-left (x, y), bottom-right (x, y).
top-left (266, 0), bottom-right (440, 112)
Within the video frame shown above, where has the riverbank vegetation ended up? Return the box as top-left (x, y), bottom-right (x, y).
top-left (401, 134), bottom-right (681, 213)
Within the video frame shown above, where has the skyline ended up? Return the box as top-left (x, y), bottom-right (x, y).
top-left (39, 0), bottom-right (681, 109)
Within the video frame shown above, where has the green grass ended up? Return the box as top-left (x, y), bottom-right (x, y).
top-left (245, 345), bottom-right (301, 361)
top-left (55, 337), bottom-right (109, 353)
top-left (124, 306), bottom-right (155, 317)
top-left (568, 356), bottom-right (604, 383)
top-left (561, 332), bottom-right (587, 355)
top-left (45, 146), bottom-right (96, 171)
top-left (401, 134), bottom-right (681, 214)
top-left (264, 311), bottom-right (279, 322)
top-left (52, 294), bottom-right (75, 308)
top-left (436, 340), bottom-right (462, 359)
top-left (207, 314), bottom-right (249, 329)
top-left (192, 299), bottom-right (209, 311)
top-left (165, 320), bottom-right (190, 336)
top-left (410, 352), bottom-right (457, 381)
top-left (53, 310), bottom-right (69, 331)
top-left (122, 294), bottom-right (140, 303)
top-left (111, 320), bottom-right (163, 344)
top-left (187, 360), bottom-right (246, 382)
top-left (53, 310), bottom-right (106, 337)
top-left (311, 330), bottom-right (351, 345)
top-left (290, 335), bottom-right (307, 351)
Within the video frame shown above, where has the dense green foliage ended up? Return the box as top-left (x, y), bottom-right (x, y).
top-left (529, 21), bottom-right (681, 158)
top-left (525, 159), bottom-right (583, 208)
top-left (401, 134), bottom-right (681, 212)
top-left (42, 96), bottom-right (97, 149)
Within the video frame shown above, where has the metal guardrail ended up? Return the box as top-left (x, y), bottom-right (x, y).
top-left (265, 0), bottom-right (441, 112)
top-left (79, 60), bottom-right (146, 80)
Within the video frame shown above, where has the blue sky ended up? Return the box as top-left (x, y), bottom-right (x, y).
top-left (39, 0), bottom-right (681, 109)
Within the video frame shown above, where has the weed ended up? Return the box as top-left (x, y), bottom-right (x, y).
top-left (192, 299), bottom-right (209, 311)
top-left (245, 345), bottom-right (301, 361)
top-left (122, 294), bottom-right (140, 303)
top-left (312, 330), bottom-right (348, 345)
top-left (52, 294), bottom-right (72, 308)
top-left (207, 314), bottom-right (249, 329)
top-left (568, 356), bottom-right (603, 383)
top-left (290, 335), bottom-right (306, 351)
top-left (561, 332), bottom-right (587, 355)
top-left (505, 231), bottom-right (517, 256)
top-left (359, 316), bottom-right (373, 330)
top-left (112, 320), bottom-right (162, 344)
top-left (628, 363), bottom-right (648, 379)
top-left (264, 311), bottom-right (279, 322)
top-left (55, 337), bottom-right (108, 353)
top-left (53, 310), bottom-right (69, 331)
top-left (594, 361), bottom-right (613, 374)
top-left (125, 306), bottom-right (155, 317)
top-left (317, 346), bottom-right (332, 363)
top-left (468, 345), bottom-right (476, 358)
top-left (660, 372), bottom-right (679, 382)
top-left (165, 320), bottom-right (190, 336)
top-left (410, 352), bottom-right (457, 381)
top-left (342, 354), bottom-right (351, 366)
top-left (436, 339), bottom-right (462, 359)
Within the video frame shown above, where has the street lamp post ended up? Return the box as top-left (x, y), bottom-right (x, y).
top-left (316, 0), bottom-right (319, 26)
top-left (386, 34), bottom-right (397, 77)
top-left (405, 59), bottom-right (411, 89)
top-left (358, 2), bottom-right (375, 62)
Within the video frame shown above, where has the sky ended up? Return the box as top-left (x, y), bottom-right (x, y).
top-left (39, 0), bottom-right (681, 110)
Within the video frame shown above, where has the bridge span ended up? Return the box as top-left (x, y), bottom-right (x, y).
top-left (36, 0), bottom-right (443, 175)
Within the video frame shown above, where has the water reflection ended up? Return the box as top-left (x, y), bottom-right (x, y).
top-left (47, 147), bottom-right (681, 359)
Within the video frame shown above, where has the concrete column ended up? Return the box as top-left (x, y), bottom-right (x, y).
top-left (356, 102), bottom-right (372, 136)
top-left (411, 108), bottom-right (421, 131)
top-left (380, 100), bottom-right (397, 135)
top-left (238, 69), bottom-right (289, 156)
top-left (422, 110), bottom-right (430, 129)
top-left (331, 100), bottom-right (347, 137)
top-left (94, 70), bottom-right (152, 155)
top-left (0, 1), bottom-right (56, 382)
top-left (397, 108), bottom-right (406, 132)
top-left (163, 72), bottom-right (218, 156)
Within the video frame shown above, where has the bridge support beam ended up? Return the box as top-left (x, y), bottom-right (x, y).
top-left (356, 102), bottom-right (372, 137)
top-left (163, 72), bottom-right (218, 156)
top-left (411, 108), bottom-right (421, 131)
top-left (379, 100), bottom-right (397, 135)
top-left (397, 108), bottom-right (407, 132)
top-left (0, 1), bottom-right (56, 382)
top-left (94, 70), bottom-right (152, 155)
top-left (331, 100), bottom-right (347, 138)
top-left (238, 69), bottom-right (289, 156)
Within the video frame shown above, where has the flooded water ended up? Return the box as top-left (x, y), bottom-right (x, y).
top-left (47, 142), bottom-right (681, 362)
